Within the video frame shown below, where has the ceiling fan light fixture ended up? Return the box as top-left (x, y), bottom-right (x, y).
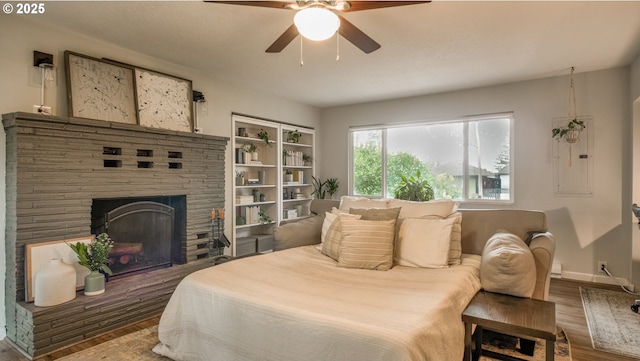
top-left (294, 7), bottom-right (340, 41)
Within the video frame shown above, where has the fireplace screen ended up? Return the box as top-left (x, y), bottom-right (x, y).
top-left (92, 196), bottom-right (186, 277)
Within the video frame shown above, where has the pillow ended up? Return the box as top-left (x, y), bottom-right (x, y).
top-left (321, 213), bottom-right (361, 261)
top-left (395, 216), bottom-right (455, 268)
top-left (338, 218), bottom-right (396, 271)
top-left (387, 198), bottom-right (458, 218)
top-left (349, 207), bottom-right (401, 221)
top-left (480, 232), bottom-right (536, 298)
top-left (273, 216), bottom-right (323, 251)
top-left (339, 196), bottom-right (390, 211)
top-left (448, 212), bottom-right (463, 265)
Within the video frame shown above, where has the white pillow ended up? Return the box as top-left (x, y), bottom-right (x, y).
top-left (480, 232), bottom-right (536, 298)
top-left (395, 217), bottom-right (455, 268)
top-left (387, 198), bottom-right (458, 218)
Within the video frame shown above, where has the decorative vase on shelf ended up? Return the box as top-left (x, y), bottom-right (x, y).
top-left (251, 152), bottom-right (259, 161)
top-left (34, 258), bottom-right (76, 307)
top-left (243, 152), bottom-right (252, 164)
top-left (84, 270), bottom-right (105, 296)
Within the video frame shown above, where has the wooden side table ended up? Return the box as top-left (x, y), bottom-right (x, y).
top-left (462, 290), bottom-right (557, 361)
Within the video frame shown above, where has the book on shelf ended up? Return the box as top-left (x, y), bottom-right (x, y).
top-left (283, 150), bottom-right (305, 167)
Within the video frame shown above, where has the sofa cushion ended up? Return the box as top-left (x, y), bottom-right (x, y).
top-left (395, 216), bottom-right (455, 268)
top-left (480, 232), bottom-right (536, 298)
top-left (273, 215), bottom-right (324, 251)
top-left (338, 218), bottom-right (396, 271)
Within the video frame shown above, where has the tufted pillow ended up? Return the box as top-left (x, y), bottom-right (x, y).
top-left (395, 216), bottom-right (455, 268)
top-left (480, 232), bottom-right (536, 298)
top-left (321, 212), bottom-right (361, 261)
top-left (338, 218), bottom-right (396, 271)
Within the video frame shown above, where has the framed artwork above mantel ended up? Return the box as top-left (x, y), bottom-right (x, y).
top-left (64, 50), bottom-right (194, 133)
top-left (135, 67), bottom-right (193, 133)
top-left (65, 51), bottom-right (138, 125)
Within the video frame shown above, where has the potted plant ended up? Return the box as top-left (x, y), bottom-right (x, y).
top-left (243, 143), bottom-right (258, 162)
top-left (235, 170), bottom-right (245, 186)
top-left (257, 129), bottom-right (272, 147)
top-left (325, 178), bottom-right (339, 199)
top-left (394, 171), bottom-right (434, 202)
top-left (67, 233), bottom-right (114, 296)
top-left (303, 154), bottom-right (313, 166)
top-left (311, 176), bottom-right (327, 199)
top-left (284, 169), bottom-right (294, 183)
top-left (287, 129), bottom-right (301, 143)
top-left (552, 118), bottom-right (585, 144)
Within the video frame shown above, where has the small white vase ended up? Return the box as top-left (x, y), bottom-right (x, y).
top-left (34, 259), bottom-right (76, 307)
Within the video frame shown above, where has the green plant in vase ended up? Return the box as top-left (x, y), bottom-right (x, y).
top-left (68, 233), bottom-right (114, 296)
top-left (311, 176), bottom-right (327, 199)
top-left (257, 129), bottom-right (272, 147)
top-left (394, 171), bottom-right (434, 202)
top-left (287, 129), bottom-right (301, 143)
top-left (325, 178), bottom-right (339, 199)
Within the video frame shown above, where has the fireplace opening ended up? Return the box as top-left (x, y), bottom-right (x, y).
top-left (91, 195), bottom-right (187, 277)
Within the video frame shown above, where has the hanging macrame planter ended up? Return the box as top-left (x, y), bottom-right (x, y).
top-left (552, 67), bottom-right (585, 166)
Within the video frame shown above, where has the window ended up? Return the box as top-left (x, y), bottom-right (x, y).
top-left (349, 113), bottom-right (513, 202)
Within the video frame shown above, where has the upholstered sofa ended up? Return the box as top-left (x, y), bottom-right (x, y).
top-left (274, 197), bottom-right (556, 301)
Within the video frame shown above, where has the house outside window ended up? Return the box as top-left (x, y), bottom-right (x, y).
top-left (349, 113), bottom-right (513, 203)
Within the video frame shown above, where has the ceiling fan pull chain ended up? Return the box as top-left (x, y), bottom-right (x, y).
top-left (300, 36), bottom-right (304, 66)
top-left (336, 32), bottom-right (340, 61)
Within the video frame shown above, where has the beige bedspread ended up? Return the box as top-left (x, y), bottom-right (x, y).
top-left (153, 246), bottom-right (481, 361)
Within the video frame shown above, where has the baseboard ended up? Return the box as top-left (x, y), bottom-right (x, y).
top-left (559, 270), bottom-right (636, 291)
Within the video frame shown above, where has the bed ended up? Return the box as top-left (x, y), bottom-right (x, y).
top-left (153, 245), bottom-right (482, 361)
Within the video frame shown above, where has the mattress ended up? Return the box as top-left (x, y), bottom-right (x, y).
top-left (153, 245), bottom-right (481, 361)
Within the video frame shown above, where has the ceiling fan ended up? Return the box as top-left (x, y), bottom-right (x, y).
top-left (207, 1), bottom-right (431, 54)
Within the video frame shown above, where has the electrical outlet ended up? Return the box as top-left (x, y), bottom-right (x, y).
top-left (597, 261), bottom-right (608, 273)
top-left (33, 105), bottom-right (52, 115)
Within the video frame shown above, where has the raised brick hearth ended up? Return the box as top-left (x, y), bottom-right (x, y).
top-left (2, 112), bottom-right (228, 358)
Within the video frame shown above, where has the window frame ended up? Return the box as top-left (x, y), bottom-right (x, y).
top-left (348, 113), bottom-right (515, 204)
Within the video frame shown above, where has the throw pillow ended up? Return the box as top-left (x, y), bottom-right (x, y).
top-left (338, 218), bottom-right (396, 271)
top-left (395, 216), bottom-right (455, 268)
top-left (321, 213), bottom-right (361, 261)
top-left (480, 232), bottom-right (536, 298)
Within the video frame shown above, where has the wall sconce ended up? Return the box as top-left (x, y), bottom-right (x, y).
top-left (192, 90), bottom-right (207, 133)
top-left (33, 51), bottom-right (55, 115)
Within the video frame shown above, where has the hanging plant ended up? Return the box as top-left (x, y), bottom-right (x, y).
top-left (552, 118), bottom-right (585, 144)
top-left (552, 67), bottom-right (586, 166)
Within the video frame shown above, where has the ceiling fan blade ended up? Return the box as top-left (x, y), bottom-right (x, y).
top-left (205, 1), bottom-right (293, 10)
top-left (266, 24), bottom-right (299, 53)
top-left (342, 1), bottom-right (431, 12)
top-left (338, 15), bottom-right (380, 54)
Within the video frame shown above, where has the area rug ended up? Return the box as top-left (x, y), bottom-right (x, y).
top-left (57, 325), bottom-right (167, 361)
top-left (580, 287), bottom-right (640, 359)
top-left (56, 324), bottom-right (570, 361)
top-left (479, 328), bottom-right (571, 361)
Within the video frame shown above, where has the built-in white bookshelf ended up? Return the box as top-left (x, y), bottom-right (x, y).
top-left (231, 115), bottom-right (314, 257)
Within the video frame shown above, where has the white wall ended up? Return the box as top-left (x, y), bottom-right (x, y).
top-left (319, 67), bottom-right (632, 284)
top-left (630, 53), bottom-right (640, 290)
top-left (0, 16), bottom-right (321, 340)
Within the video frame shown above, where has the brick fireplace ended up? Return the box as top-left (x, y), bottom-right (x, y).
top-left (2, 112), bottom-right (228, 358)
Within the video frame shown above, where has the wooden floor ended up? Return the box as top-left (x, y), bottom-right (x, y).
top-left (0, 278), bottom-right (636, 361)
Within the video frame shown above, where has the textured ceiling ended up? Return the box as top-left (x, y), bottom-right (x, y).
top-left (30, 1), bottom-right (640, 108)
